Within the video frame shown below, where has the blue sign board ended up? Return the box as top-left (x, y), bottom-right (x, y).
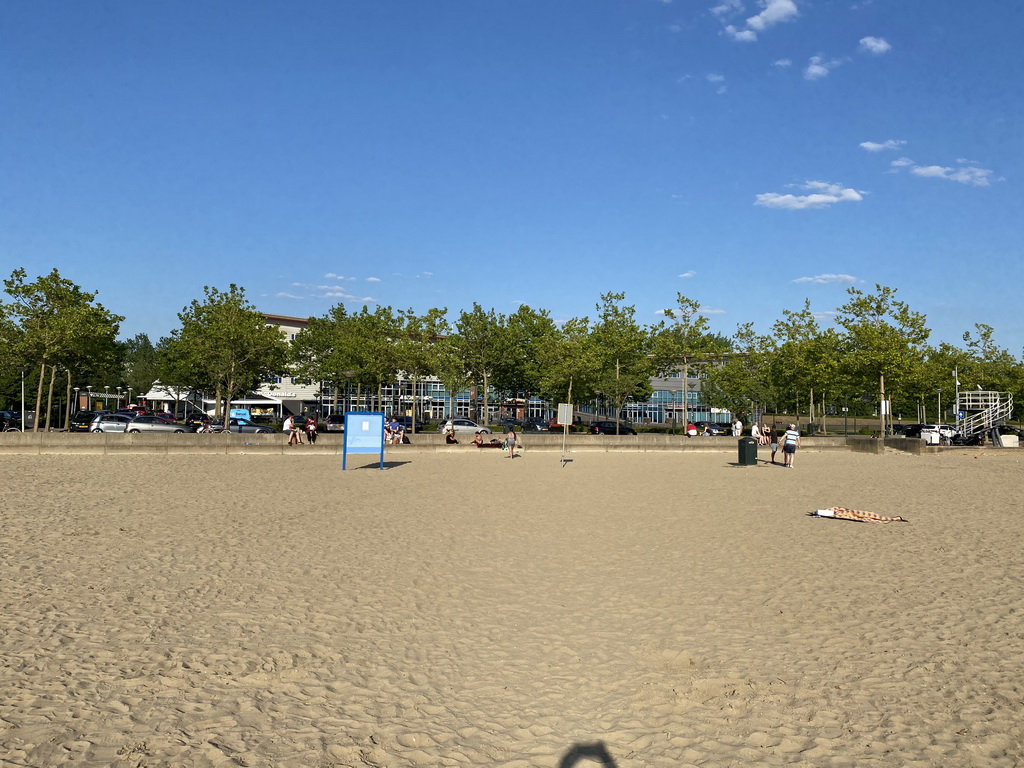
top-left (343, 412), bottom-right (385, 470)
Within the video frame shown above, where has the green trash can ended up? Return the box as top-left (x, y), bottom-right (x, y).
top-left (738, 436), bottom-right (758, 465)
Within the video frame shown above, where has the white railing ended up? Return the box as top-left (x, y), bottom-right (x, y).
top-left (956, 391), bottom-right (1013, 438)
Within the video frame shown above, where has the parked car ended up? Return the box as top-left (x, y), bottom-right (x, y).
top-left (222, 418), bottom-right (276, 434)
top-left (444, 418), bottom-right (491, 434)
top-left (1, 410), bottom-right (21, 431)
top-left (324, 414), bottom-right (345, 432)
top-left (182, 414), bottom-right (211, 431)
top-left (589, 421), bottom-right (638, 435)
top-left (522, 418), bottom-right (550, 432)
top-left (90, 413), bottom-right (134, 433)
top-left (70, 410), bottom-right (108, 432)
top-left (901, 423), bottom-right (925, 439)
top-left (125, 415), bottom-right (186, 433)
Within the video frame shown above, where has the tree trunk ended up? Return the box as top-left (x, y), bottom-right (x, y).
top-left (63, 369), bottom-right (72, 431)
top-left (33, 361), bottom-right (46, 432)
top-left (45, 365), bottom-right (56, 430)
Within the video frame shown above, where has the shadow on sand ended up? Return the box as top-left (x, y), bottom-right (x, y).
top-left (558, 741), bottom-right (619, 768)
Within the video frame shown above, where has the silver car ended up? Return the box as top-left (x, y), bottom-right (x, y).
top-left (126, 415), bottom-right (186, 433)
top-left (90, 413), bottom-right (133, 433)
top-left (443, 418), bottom-right (491, 435)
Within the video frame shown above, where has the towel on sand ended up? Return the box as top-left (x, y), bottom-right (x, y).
top-left (810, 507), bottom-right (908, 523)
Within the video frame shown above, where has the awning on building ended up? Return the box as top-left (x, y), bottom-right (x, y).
top-left (200, 396), bottom-right (282, 406)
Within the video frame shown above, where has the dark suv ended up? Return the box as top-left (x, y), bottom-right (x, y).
top-left (70, 410), bottom-right (109, 433)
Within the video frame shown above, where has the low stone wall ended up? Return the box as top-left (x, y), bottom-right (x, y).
top-left (0, 432), bottom-right (853, 455)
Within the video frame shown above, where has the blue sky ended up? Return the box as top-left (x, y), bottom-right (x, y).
top-left (3, 1), bottom-right (1022, 354)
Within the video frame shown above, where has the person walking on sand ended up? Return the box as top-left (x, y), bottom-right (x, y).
top-left (782, 423), bottom-right (801, 468)
top-left (504, 425), bottom-right (519, 459)
top-left (768, 423), bottom-right (780, 463)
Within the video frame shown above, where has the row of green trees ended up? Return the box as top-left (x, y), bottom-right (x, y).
top-left (3, 268), bottom-right (1023, 431)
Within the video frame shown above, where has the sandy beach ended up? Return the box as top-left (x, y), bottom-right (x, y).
top-left (2, 448), bottom-right (1022, 767)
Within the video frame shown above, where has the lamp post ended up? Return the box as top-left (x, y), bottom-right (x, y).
top-left (128, 387), bottom-right (133, 408)
top-left (937, 388), bottom-right (942, 424)
top-left (104, 385), bottom-right (110, 408)
top-left (19, 366), bottom-right (26, 430)
top-left (73, 387), bottom-right (80, 413)
top-left (116, 387), bottom-right (123, 410)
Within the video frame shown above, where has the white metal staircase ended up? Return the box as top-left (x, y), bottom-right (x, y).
top-left (956, 391), bottom-right (1014, 446)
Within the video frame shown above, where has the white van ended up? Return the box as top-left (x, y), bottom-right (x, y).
top-left (920, 424), bottom-right (957, 444)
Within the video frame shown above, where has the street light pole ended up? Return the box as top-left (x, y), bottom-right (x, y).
top-left (937, 388), bottom-right (942, 424)
top-left (19, 366), bottom-right (26, 430)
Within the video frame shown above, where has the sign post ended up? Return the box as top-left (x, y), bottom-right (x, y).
top-left (557, 403), bottom-right (573, 466)
top-left (343, 412), bottom-right (385, 470)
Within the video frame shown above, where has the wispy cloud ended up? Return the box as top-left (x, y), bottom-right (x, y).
top-left (860, 139), bottom-right (906, 152)
top-left (755, 181), bottom-right (865, 210)
top-left (910, 164), bottom-right (995, 187)
top-left (720, 0), bottom-right (799, 42)
top-left (888, 157), bottom-right (998, 187)
top-left (793, 274), bottom-right (857, 284)
top-left (678, 270), bottom-right (696, 278)
top-left (276, 292), bottom-right (303, 299)
top-left (706, 73), bottom-right (728, 94)
top-left (366, 277), bottom-right (381, 282)
top-left (773, 58), bottom-right (792, 67)
top-left (804, 55), bottom-right (841, 80)
top-left (701, 307), bottom-right (727, 315)
top-left (859, 36), bottom-right (891, 54)
top-left (710, 0), bottom-right (743, 17)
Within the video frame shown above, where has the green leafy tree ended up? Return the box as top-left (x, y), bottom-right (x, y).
top-left (433, 335), bottom-right (471, 419)
top-left (455, 304), bottom-right (505, 424)
top-left (702, 323), bottom-right (773, 419)
top-left (290, 305), bottom-right (356, 412)
top-left (395, 307), bottom-right (449, 430)
top-left (590, 292), bottom-right (655, 431)
top-left (835, 285), bottom-right (930, 429)
top-left (163, 285), bottom-right (289, 426)
top-left (535, 315), bottom-right (602, 412)
top-left (651, 294), bottom-right (721, 426)
top-left (491, 305), bottom-right (557, 413)
top-left (121, 333), bottom-right (160, 398)
top-left (2, 268), bottom-right (122, 431)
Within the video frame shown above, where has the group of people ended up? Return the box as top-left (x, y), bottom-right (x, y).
top-left (748, 421), bottom-right (801, 467)
top-left (282, 414), bottom-right (318, 446)
top-left (385, 416), bottom-right (406, 445)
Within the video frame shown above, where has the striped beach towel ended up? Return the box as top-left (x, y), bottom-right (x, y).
top-left (810, 507), bottom-right (908, 523)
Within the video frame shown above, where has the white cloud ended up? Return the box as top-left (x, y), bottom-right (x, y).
top-left (707, 73), bottom-right (725, 83)
top-left (859, 36), bottom-right (891, 54)
top-left (887, 156), bottom-right (997, 186)
top-left (678, 270), bottom-right (696, 278)
top-left (773, 58), bottom-right (792, 67)
top-left (746, 0), bottom-right (799, 31)
top-left (366, 276), bottom-right (381, 282)
top-left (755, 180), bottom-right (865, 210)
top-left (711, 0), bottom-right (743, 17)
top-left (860, 139), bottom-right (906, 152)
top-left (702, 307), bottom-right (727, 315)
top-left (725, 24), bottom-right (757, 42)
top-left (792, 274), bottom-right (857, 284)
top-left (804, 55), bottom-right (841, 80)
top-left (276, 292), bottom-right (303, 299)
top-left (910, 164), bottom-right (994, 187)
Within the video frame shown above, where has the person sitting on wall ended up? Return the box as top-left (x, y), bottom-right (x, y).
top-left (445, 425), bottom-right (459, 444)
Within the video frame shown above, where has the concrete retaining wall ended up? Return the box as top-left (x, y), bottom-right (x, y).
top-left (0, 432), bottom-right (854, 455)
